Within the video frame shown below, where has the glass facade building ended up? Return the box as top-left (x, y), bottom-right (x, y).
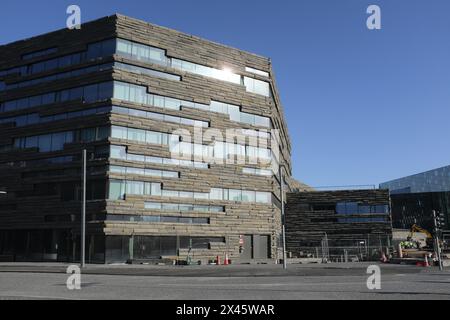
top-left (381, 166), bottom-right (450, 235)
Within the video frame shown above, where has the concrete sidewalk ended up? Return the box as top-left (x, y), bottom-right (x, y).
top-left (0, 262), bottom-right (446, 277)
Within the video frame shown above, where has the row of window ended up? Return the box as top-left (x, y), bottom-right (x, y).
top-left (1, 155), bottom-right (75, 168)
top-left (116, 39), bottom-right (240, 85)
top-left (242, 167), bottom-right (272, 177)
top-left (16, 180), bottom-right (106, 201)
top-left (171, 58), bottom-right (242, 84)
top-left (2, 38), bottom-right (271, 98)
top-left (110, 165), bottom-right (179, 179)
top-left (335, 202), bottom-right (390, 215)
top-left (106, 214), bottom-right (210, 225)
top-left (0, 106), bottom-right (110, 127)
top-left (0, 103), bottom-right (207, 129)
top-left (1, 81), bottom-right (112, 113)
top-left (0, 39), bottom-right (115, 78)
top-left (108, 179), bottom-right (272, 204)
top-left (245, 67), bottom-right (270, 78)
top-left (22, 47), bottom-right (58, 61)
top-left (1, 80), bottom-right (271, 134)
top-left (144, 201), bottom-right (224, 213)
top-left (0, 146), bottom-right (109, 168)
top-left (173, 141), bottom-right (272, 163)
top-left (110, 145), bottom-right (209, 169)
top-left (338, 217), bottom-right (390, 223)
top-left (13, 126), bottom-right (109, 152)
top-left (114, 62), bottom-right (180, 81)
top-left (116, 39), bottom-right (272, 97)
top-left (22, 166), bottom-right (103, 179)
top-left (111, 125), bottom-right (273, 164)
top-left (44, 213), bottom-right (105, 223)
top-left (113, 81), bottom-right (271, 128)
top-left (2, 60), bottom-right (179, 92)
top-left (111, 125), bottom-right (173, 146)
top-left (112, 106), bottom-right (209, 128)
top-left (4, 63), bottom-right (113, 90)
top-left (116, 38), bottom-right (169, 66)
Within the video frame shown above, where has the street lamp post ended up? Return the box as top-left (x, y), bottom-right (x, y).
top-left (432, 210), bottom-right (443, 271)
top-left (279, 164), bottom-right (287, 270)
top-left (81, 149), bottom-right (87, 268)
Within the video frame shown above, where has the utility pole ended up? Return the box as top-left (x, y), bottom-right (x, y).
top-left (432, 210), bottom-right (443, 271)
top-left (279, 164), bottom-right (287, 270)
top-left (81, 149), bottom-right (87, 268)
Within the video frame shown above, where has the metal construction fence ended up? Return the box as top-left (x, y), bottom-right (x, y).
top-left (287, 233), bottom-right (392, 262)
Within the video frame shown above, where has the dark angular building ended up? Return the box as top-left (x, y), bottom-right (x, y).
top-left (381, 166), bottom-right (450, 238)
top-left (285, 190), bottom-right (393, 259)
top-left (0, 15), bottom-right (292, 263)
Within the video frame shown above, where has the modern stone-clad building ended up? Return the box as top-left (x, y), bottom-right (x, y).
top-left (285, 190), bottom-right (393, 260)
top-left (0, 15), bottom-right (292, 263)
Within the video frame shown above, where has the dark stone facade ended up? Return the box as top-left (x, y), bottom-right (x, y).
top-left (285, 190), bottom-right (393, 258)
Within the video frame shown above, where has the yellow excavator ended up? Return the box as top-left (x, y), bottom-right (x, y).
top-left (407, 224), bottom-right (434, 249)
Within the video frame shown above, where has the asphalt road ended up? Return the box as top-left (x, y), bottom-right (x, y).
top-left (0, 263), bottom-right (449, 300)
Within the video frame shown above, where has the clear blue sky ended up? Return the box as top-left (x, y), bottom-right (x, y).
top-left (1, 0), bottom-right (449, 188)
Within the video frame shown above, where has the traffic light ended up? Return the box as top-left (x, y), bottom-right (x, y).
top-left (433, 211), bottom-right (446, 230)
top-left (436, 213), bottom-right (446, 229)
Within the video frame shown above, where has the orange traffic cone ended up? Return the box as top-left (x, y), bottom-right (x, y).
top-left (215, 255), bottom-right (221, 265)
top-left (424, 254), bottom-right (430, 267)
top-left (223, 254), bottom-right (230, 265)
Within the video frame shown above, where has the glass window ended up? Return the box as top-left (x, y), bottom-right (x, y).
top-left (87, 42), bottom-right (102, 60)
top-left (111, 126), bottom-right (127, 140)
top-left (210, 188), bottom-right (223, 200)
top-left (116, 39), bottom-right (131, 55)
top-left (242, 190), bottom-right (256, 203)
top-left (146, 131), bottom-right (161, 145)
top-left (179, 191), bottom-right (194, 199)
top-left (51, 132), bottom-right (66, 151)
top-left (162, 203), bottom-right (179, 211)
top-left (29, 95), bottom-right (42, 107)
top-left (346, 202), bottom-right (359, 214)
top-left (194, 192), bottom-right (209, 200)
top-left (126, 181), bottom-right (144, 195)
top-left (42, 93), bottom-right (55, 105)
top-left (101, 39), bottom-right (116, 56)
top-left (336, 203), bottom-right (346, 214)
top-left (98, 82), bottom-right (113, 100)
top-left (83, 84), bottom-right (98, 103)
top-left (163, 190), bottom-right (179, 198)
top-left (69, 87), bottom-right (83, 100)
top-left (81, 128), bottom-right (96, 142)
top-left (359, 205), bottom-right (371, 214)
top-left (256, 192), bottom-right (271, 204)
top-left (245, 67), bottom-right (269, 77)
top-left (109, 180), bottom-right (124, 200)
top-left (150, 183), bottom-right (162, 196)
top-left (240, 112), bottom-right (255, 126)
top-left (229, 189), bottom-right (242, 202)
top-left (127, 128), bottom-right (146, 142)
top-left (38, 134), bottom-right (52, 152)
top-left (58, 55), bottom-right (72, 68)
top-left (145, 202), bottom-right (162, 210)
top-left (97, 126), bottom-right (109, 140)
top-left (110, 146), bottom-right (126, 159)
top-left (25, 136), bottom-right (39, 148)
top-left (114, 82), bottom-right (129, 100)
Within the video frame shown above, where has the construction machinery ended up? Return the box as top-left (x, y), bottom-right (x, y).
top-left (407, 224), bottom-right (434, 249)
